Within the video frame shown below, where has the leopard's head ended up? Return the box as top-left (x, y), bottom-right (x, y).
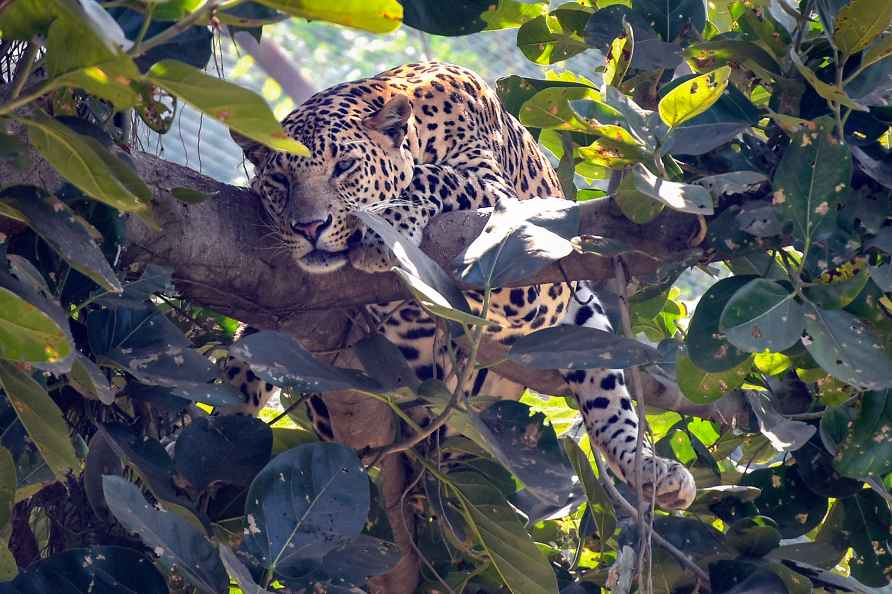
top-left (233, 93), bottom-right (414, 273)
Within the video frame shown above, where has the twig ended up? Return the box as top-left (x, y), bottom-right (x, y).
top-left (592, 453), bottom-right (712, 591)
top-left (612, 256), bottom-right (652, 594)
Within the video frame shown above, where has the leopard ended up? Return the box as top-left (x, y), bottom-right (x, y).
top-left (222, 62), bottom-right (696, 511)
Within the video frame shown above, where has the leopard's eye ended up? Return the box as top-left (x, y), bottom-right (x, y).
top-left (333, 158), bottom-right (357, 177)
top-left (268, 172), bottom-right (290, 187)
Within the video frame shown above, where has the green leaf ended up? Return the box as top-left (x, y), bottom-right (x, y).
top-left (862, 34), bottom-right (892, 72)
top-left (451, 472), bottom-right (559, 594)
top-left (0, 447), bottom-right (15, 532)
top-left (146, 60), bottom-right (309, 157)
top-left (772, 117), bottom-right (852, 249)
top-left (658, 66), bottom-right (731, 128)
top-left (509, 324), bottom-right (660, 370)
top-left (676, 353), bottom-right (751, 404)
top-left (518, 86), bottom-right (618, 131)
top-left (219, 545), bottom-right (275, 594)
top-left (840, 489), bottom-right (892, 586)
top-left (686, 276), bottom-right (754, 372)
top-left (719, 279), bottom-right (803, 353)
top-left (617, 164), bottom-right (714, 215)
top-left (0, 287), bottom-right (71, 365)
top-left (68, 355), bottom-right (114, 405)
top-left (171, 187), bottom-right (218, 204)
top-left (0, 186), bottom-right (122, 293)
top-left (0, 361), bottom-right (78, 481)
top-left (789, 51), bottom-right (869, 112)
top-left (802, 305), bottom-right (892, 390)
top-left (832, 0), bottom-right (892, 57)
top-left (18, 113), bottom-right (154, 219)
top-left (833, 389), bottom-right (892, 479)
top-left (516, 5), bottom-right (591, 64)
top-left (481, 0), bottom-right (548, 30)
top-left (102, 476), bottom-right (227, 594)
top-left (255, 0), bottom-right (403, 33)
top-left (563, 438), bottom-right (615, 548)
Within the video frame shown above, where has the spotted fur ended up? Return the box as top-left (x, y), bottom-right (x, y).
top-left (225, 62), bottom-right (695, 510)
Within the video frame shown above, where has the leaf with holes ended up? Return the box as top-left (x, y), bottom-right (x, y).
top-left (719, 279), bottom-right (803, 353)
top-left (146, 60), bottom-right (309, 156)
top-left (243, 443), bottom-right (369, 580)
top-left (509, 324), bottom-right (660, 370)
top-left (230, 330), bottom-right (382, 393)
top-left (802, 305), bottom-right (892, 390)
top-left (0, 361), bottom-right (78, 482)
top-left (741, 466), bottom-right (828, 538)
top-left (832, 389), bottom-right (892, 479)
top-left (658, 66), bottom-right (731, 128)
top-left (102, 476), bottom-right (227, 594)
top-left (677, 353), bottom-right (751, 404)
top-left (840, 489), bottom-right (892, 586)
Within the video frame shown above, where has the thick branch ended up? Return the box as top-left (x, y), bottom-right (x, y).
top-left (1, 143), bottom-right (750, 424)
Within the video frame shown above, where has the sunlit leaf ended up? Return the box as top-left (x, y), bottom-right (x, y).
top-left (255, 0), bottom-right (402, 33)
top-left (658, 66), bottom-right (731, 128)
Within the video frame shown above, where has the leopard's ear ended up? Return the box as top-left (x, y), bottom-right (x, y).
top-left (363, 95), bottom-right (411, 148)
top-left (230, 129), bottom-right (272, 167)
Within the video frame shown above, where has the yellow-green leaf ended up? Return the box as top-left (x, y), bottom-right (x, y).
top-left (146, 60), bottom-right (309, 157)
top-left (862, 34), bottom-right (892, 72)
top-left (0, 448), bottom-right (14, 533)
top-left (832, 0), bottom-right (892, 57)
top-left (18, 113), bottom-right (154, 218)
top-left (481, 0), bottom-right (548, 30)
top-left (658, 66), bottom-right (731, 127)
top-left (0, 287), bottom-right (71, 364)
top-left (255, 0), bottom-right (403, 33)
top-left (0, 361), bottom-right (79, 481)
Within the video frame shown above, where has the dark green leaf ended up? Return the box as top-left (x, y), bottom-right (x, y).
top-left (632, 0), bottom-right (706, 42)
top-left (741, 465), bottom-right (828, 538)
top-left (686, 276), bottom-right (754, 372)
top-left (68, 355), bottom-right (114, 405)
top-left (509, 324), bottom-right (660, 370)
top-left (794, 433), bottom-right (863, 498)
top-left (516, 4), bottom-right (591, 64)
top-left (676, 352), bottom-right (751, 404)
top-left (802, 305), bottom-right (892, 390)
top-left (243, 443), bottom-right (369, 578)
top-left (719, 279), bottom-right (803, 352)
top-left (102, 476), bottom-right (226, 594)
top-left (726, 516), bottom-right (782, 558)
top-left (473, 401), bottom-right (579, 506)
top-left (746, 392), bottom-right (816, 453)
top-left (841, 489), bottom-right (892, 587)
top-left (175, 415), bottom-right (272, 491)
top-left (219, 545), bottom-right (274, 594)
top-left (320, 535), bottom-right (402, 585)
top-left (563, 438), bottom-right (615, 547)
top-left (0, 186), bottom-right (121, 293)
top-left (772, 117), bottom-right (852, 249)
top-left (230, 330), bottom-right (381, 393)
top-left (833, 390), bottom-right (892, 479)
top-left (454, 197), bottom-right (579, 289)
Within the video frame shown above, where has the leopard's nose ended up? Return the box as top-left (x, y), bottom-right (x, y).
top-left (290, 214), bottom-right (332, 242)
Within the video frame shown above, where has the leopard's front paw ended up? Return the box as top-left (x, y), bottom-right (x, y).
top-left (637, 457), bottom-right (696, 510)
top-left (349, 236), bottom-right (396, 273)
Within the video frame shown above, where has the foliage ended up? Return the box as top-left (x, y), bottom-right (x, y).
top-left (0, 1), bottom-right (891, 593)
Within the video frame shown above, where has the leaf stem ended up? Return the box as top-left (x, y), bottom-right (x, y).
top-left (9, 39), bottom-right (39, 101)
